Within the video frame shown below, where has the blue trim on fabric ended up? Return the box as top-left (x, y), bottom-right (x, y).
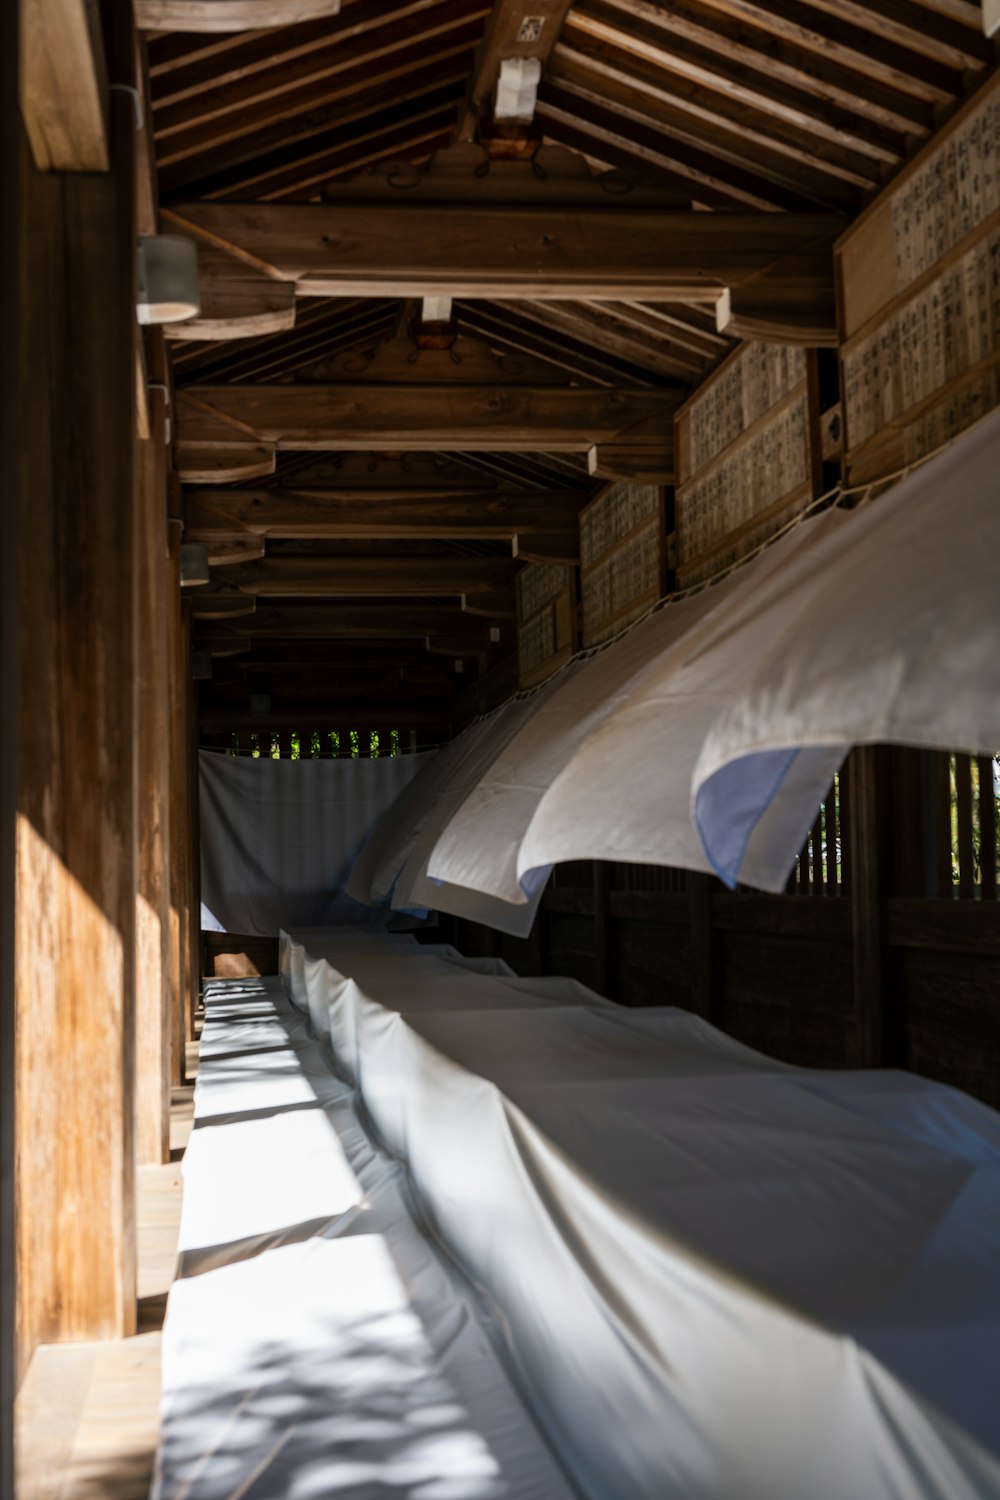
top-left (694, 747), bottom-right (800, 888)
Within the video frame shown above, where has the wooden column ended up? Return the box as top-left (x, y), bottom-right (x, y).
top-left (15, 76), bottom-right (138, 1367)
top-left (592, 861), bottom-right (612, 999)
top-left (135, 384), bottom-right (172, 1164)
top-left (1, 0), bottom-right (20, 1466)
top-left (688, 872), bottom-right (721, 1025)
top-left (848, 748), bottom-right (893, 1068)
top-left (167, 524), bottom-right (190, 1085)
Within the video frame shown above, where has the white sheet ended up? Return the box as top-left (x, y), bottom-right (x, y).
top-left (282, 928), bottom-right (1000, 1500)
top-left (154, 975), bottom-right (577, 1500)
top-left (199, 749), bottom-right (433, 935)
top-left (692, 403), bottom-right (1000, 884)
top-left (354, 409), bottom-right (999, 916)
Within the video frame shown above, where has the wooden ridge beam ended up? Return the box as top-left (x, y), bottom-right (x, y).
top-left (162, 196), bottom-right (843, 310)
top-left (214, 556), bottom-right (518, 597)
top-left (174, 386), bottom-right (681, 475)
top-left (457, 0), bottom-right (574, 141)
top-left (184, 485), bottom-right (589, 540)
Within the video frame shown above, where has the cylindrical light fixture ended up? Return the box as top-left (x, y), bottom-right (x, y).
top-left (180, 542), bottom-right (210, 587)
top-left (191, 652), bottom-right (213, 680)
top-left (137, 235), bottom-right (200, 325)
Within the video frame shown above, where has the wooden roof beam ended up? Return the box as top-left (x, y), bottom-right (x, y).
top-left (184, 486), bottom-right (589, 540)
top-left (213, 556), bottom-right (519, 597)
top-left (165, 249), bottom-right (296, 342)
top-left (195, 604), bottom-right (493, 641)
top-left (174, 386), bottom-right (682, 476)
top-left (164, 194), bottom-right (841, 305)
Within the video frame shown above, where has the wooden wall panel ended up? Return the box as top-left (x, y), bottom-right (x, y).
top-left (516, 560), bottom-right (577, 689)
top-left (15, 79), bottom-right (137, 1372)
top-left (673, 342), bottom-right (821, 586)
top-left (579, 481), bottom-right (665, 647)
top-left (837, 72), bottom-right (1000, 484)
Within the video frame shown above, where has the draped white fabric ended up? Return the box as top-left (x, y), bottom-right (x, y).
top-left (199, 749), bottom-right (433, 935)
top-left (336, 409), bottom-right (1000, 926)
top-left (281, 929), bottom-right (1000, 1500)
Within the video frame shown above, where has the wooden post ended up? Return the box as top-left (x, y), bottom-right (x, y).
top-left (688, 872), bottom-right (720, 1024)
top-left (187, 618), bottom-right (202, 1034)
top-left (135, 382), bottom-right (172, 1164)
top-left (15, 66), bottom-right (138, 1366)
top-left (592, 861), bottom-right (612, 999)
top-left (167, 523), bottom-right (189, 1086)
top-left (1, 0), bottom-right (20, 1465)
top-left (848, 748), bottom-right (892, 1068)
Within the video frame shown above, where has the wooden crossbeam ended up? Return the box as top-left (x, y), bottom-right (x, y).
top-left (195, 604), bottom-right (492, 640)
top-left (512, 530), bottom-right (580, 564)
top-left (162, 194), bottom-right (842, 309)
top-left (198, 704), bottom-right (447, 731)
top-left (164, 262), bottom-right (296, 343)
top-left (174, 387), bottom-right (679, 478)
top-left (184, 486), bottom-right (589, 540)
top-left (215, 556), bottom-right (518, 597)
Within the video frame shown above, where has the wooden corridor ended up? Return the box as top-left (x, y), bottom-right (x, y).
top-left (15, 1051), bottom-right (198, 1500)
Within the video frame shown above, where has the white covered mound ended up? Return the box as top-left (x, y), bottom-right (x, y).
top-left (282, 927), bottom-right (1000, 1500)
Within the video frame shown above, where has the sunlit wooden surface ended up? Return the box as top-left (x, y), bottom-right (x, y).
top-left (16, 1055), bottom-right (198, 1500)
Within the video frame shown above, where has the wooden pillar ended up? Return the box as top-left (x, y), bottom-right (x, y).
top-left (592, 861), bottom-right (612, 999)
top-left (167, 523), bottom-right (189, 1086)
top-left (1, 0), bottom-right (20, 1468)
top-left (15, 76), bottom-right (138, 1367)
top-left (848, 747), bottom-right (893, 1068)
top-left (688, 872), bottom-right (720, 1025)
top-left (134, 381), bottom-right (172, 1164)
top-left (187, 636), bottom-right (202, 1027)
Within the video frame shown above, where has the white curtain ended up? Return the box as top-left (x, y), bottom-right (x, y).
top-left (199, 749), bottom-right (433, 935)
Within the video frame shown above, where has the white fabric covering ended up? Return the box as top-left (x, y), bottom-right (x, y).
top-left (282, 928), bottom-right (1000, 1500)
top-left (426, 514), bottom-right (845, 905)
top-left (154, 974), bottom-right (577, 1500)
top-left (199, 749), bottom-right (433, 934)
top-left (348, 681), bottom-right (575, 936)
top-left (693, 403), bottom-right (1000, 884)
top-left (416, 408), bottom-right (1000, 905)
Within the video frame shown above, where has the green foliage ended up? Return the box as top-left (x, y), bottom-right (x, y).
top-left (329, 730), bottom-right (340, 757)
top-left (369, 730), bottom-right (380, 758)
top-left (390, 729), bottom-right (400, 759)
top-left (310, 730), bottom-right (321, 758)
top-left (250, 732), bottom-right (261, 760)
top-left (290, 731), bottom-right (301, 761)
top-left (350, 729), bottom-right (360, 759)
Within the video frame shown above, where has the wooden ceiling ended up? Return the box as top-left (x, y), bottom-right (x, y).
top-left (144, 0), bottom-right (995, 742)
